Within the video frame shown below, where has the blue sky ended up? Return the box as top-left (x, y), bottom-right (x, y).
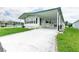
top-left (0, 7), bottom-right (79, 23)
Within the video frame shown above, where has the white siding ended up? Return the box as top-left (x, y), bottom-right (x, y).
top-left (57, 11), bottom-right (65, 31)
top-left (59, 15), bottom-right (65, 31)
top-left (24, 16), bottom-right (40, 28)
top-left (41, 18), bottom-right (56, 28)
top-left (73, 21), bottom-right (79, 29)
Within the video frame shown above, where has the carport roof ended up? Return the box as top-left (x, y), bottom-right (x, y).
top-left (19, 7), bottom-right (64, 22)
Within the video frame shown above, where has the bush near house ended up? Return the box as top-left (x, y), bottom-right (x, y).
top-left (57, 27), bottom-right (79, 52)
top-left (0, 28), bottom-right (32, 36)
top-left (65, 21), bottom-right (72, 27)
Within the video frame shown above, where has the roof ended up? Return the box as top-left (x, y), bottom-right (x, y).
top-left (19, 7), bottom-right (64, 22)
top-left (73, 20), bottom-right (79, 24)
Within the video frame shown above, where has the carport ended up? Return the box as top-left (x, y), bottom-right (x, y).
top-left (19, 7), bottom-right (65, 31)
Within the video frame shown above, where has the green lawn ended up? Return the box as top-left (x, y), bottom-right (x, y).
top-left (57, 27), bottom-right (79, 52)
top-left (0, 28), bottom-right (32, 36)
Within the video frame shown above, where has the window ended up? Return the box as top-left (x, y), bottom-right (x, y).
top-left (46, 20), bottom-right (51, 24)
top-left (26, 17), bottom-right (38, 24)
top-left (36, 18), bottom-right (37, 24)
top-left (33, 21), bottom-right (35, 23)
top-left (40, 18), bottom-right (42, 25)
top-left (26, 20), bottom-right (36, 24)
top-left (46, 21), bottom-right (49, 23)
top-left (54, 24), bottom-right (57, 27)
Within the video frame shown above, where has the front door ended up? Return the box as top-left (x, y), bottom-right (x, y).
top-left (42, 20), bottom-right (52, 28)
top-left (40, 18), bottom-right (42, 25)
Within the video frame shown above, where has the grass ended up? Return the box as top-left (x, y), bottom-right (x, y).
top-left (0, 28), bottom-right (32, 36)
top-left (57, 27), bottom-right (79, 52)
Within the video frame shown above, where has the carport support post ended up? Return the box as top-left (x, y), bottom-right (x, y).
top-left (57, 11), bottom-right (59, 31)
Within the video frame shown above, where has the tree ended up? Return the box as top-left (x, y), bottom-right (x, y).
top-left (65, 21), bottom-right (68, 26)
top-left (68, 23), bottom-right (72, 27)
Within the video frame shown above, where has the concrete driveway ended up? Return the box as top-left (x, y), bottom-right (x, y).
top-left (0, 29), bottom-right (58, 52)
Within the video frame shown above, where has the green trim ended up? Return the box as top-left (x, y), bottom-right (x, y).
top-left (19, 7), bottom-right (64, 22)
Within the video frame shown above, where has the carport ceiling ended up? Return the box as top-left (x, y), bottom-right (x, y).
top-left (33, 9), bottom-right (57, 20)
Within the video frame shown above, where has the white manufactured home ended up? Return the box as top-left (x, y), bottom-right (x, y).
top-left (19, 7), bottom-right (65, 31)
top-left (73, 20), bottom-right (79, 29)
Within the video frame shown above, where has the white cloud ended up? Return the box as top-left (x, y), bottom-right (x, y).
top-left (0, 7), bottom-right (52, 21)
top-left (62, 7), bottom-right (79, 23)
top-left (0, 0), bottom-right (78, 23)
top-left (0, 7), bottom-right (79, 23)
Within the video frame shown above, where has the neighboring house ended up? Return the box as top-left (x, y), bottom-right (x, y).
top-left (19, 7), bottom-right (65, 31)
top-left (0, 19), bottom-right (24, 28)
top-left (73, 20), bottom-right (79, 29)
